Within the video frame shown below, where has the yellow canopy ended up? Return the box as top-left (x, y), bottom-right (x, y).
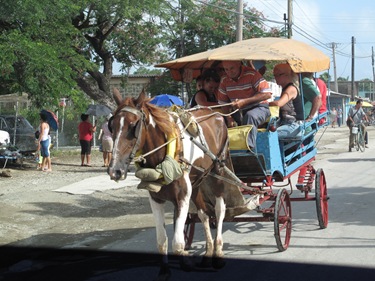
top-left (156, 37), bottom-right (330, 81)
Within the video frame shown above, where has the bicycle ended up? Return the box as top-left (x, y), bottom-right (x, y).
top-left (351, 122), bottom-right (366, 152)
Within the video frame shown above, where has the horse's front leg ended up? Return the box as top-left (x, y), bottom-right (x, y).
top-left (172, 196), bottom-right (190, 256)
top-left (213, 196), bottom-right (226, 269)
top-left (148, 196), bottom-right (172, 279)
top-left (197, 208), bottom-right (215, 267)
top-left (148, 195), bottom-right (168, 255)
top-left (172, 175), bottom-right (196, 271)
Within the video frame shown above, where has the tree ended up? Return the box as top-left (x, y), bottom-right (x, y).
top-left (0, 0), bottom-right (91, 110)
top-left (319, 72), bottom-right (331, 83)
top-left (70, 0), bottom-right (168, 108)
top-left (0, 0), bottom-right (168, 110)
top-left (157, 0), bottom-right (282, 98)
top-left (0, 0), bottom-right (280, 110)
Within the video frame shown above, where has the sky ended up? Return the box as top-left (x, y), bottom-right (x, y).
top-left (118, 0), bottom-right (375, 82)
top-left (248, 0), bottom-right (375, 81)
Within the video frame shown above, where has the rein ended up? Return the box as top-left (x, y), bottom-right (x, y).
top-left (116, 104), bottom-right (234, 167)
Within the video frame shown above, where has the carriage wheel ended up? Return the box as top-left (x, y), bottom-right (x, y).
top-left (274, 188), bottom-right (292, 252)
top-left (183, 213), bottom-right (196, 250)
top-left (315, 169), bottom-right (329, 228)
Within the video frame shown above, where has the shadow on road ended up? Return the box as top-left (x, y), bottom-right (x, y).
top-left (1, 246), bottom-right (374, 281)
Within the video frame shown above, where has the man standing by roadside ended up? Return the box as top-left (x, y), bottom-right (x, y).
top-left (78, 114), bottom-right (97, 166)
top-left (217, 60), bottom-right (272, 151)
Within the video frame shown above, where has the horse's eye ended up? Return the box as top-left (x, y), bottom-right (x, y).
top-left (128, 121), bottom-right (138, 137)
top-left (108, 116), bottom-right (114, 133)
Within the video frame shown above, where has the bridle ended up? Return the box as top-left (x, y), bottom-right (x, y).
top-left (109, 106), bottom-right (145, 166)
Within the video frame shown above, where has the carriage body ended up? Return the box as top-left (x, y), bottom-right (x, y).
top-left (183, 110), bottom-right (330, 252)
top-left (230, 110), bottom-right (329, 183)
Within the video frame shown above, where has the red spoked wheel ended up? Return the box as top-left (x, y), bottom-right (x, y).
top-left (315, 168), bottom-right (329, 228)
top-left (183, 213), bottom-right (196, 250)
top-left (274, 188), bottom-right (292, 251)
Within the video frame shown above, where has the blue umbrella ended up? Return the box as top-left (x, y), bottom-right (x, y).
top-left (149, 94), bottom-right (184, 107)
top-left (40, 109), bottom-right (59, 131)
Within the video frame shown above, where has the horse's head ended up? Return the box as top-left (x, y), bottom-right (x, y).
top-left (108, 89), bottom-right (147, 181)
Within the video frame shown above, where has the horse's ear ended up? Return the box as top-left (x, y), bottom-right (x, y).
top-left (134, 88), bottom-right (147, 108)
top-left (113, 87), bottom-right (123, 106)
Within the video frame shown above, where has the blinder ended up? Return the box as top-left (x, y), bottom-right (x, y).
top-left (108, 116), bottom-right (114, 133)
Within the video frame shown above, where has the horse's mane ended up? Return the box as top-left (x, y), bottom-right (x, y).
top-left (115, 96), bottom-right (176, 137)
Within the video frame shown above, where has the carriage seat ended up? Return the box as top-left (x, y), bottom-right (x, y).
top-left (228, 106), bottom-right (279, 151)
top-left (257, 105), bottom-right (279, 132)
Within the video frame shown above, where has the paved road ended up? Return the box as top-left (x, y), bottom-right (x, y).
top-left (2, 125), bottom-right (375, 281)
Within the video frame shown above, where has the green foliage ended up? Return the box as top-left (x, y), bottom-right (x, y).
top-left (0, 0), bottom-right (94, 108)
top-left (0, 0), bottom-right (285, 108)
top-left (147, 71), bottom-right (181, 96)
top-left (319, 72), bottom-right (331, 83)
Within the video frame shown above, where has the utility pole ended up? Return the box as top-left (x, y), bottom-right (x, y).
top-left (372, 46), bottom-right (375, 100)
top-left (236, 0), bottom-right (243, 41)
top-left (351, 36), bottom-right (355, 101)
top-left (287, 0), bottom-right (293, 38)
top-left (330, 42), bottom-right (339, 92)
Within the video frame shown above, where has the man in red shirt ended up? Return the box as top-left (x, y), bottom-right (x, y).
top-left (78, 114), bottom-right (97, 166)
top-left (315, 78), bottom-right (328, 125)
top-left (217, 61), bottom-right (272, 150)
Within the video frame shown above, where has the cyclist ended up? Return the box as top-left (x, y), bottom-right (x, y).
top-left (347, 100), bottom-right (369, 152)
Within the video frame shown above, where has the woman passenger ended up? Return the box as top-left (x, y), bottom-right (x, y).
top-left (189, 68), bottom-right (221, 108)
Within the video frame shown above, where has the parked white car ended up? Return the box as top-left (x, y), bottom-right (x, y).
top-left (0, 129), bottom-right (10, 148)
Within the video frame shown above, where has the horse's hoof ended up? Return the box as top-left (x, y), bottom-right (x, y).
top-left (154, 264), bottom-right (171, 281)
top-left (212, 256), bottom-right (226, 269)
top-left (198, 256), bottom-right (212, 268)
top-left (179, 255), bottom-right (195, 272)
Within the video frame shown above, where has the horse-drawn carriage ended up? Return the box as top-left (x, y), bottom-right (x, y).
top-left (108, 37), bottom-right (330, 275)
top-left (182, 107), bottom-right (329, 252)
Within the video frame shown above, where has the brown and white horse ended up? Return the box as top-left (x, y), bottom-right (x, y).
top-left (108, 90), bottom-right (231, 274)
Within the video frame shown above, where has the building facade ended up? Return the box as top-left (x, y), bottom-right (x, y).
top-left (110, 74), bottom-right (158, 98)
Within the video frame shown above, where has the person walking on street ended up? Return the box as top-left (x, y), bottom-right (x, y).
top-left (330, 107), bottom-right (338, 128)
top-left (347, 100), bottom-right (369, 152)
top-left (78, 114), bottom-right (97, 166)
top-left (98, 114), bottom-right (113, 167)
top-left (337, 105), bottom-right (343, 127)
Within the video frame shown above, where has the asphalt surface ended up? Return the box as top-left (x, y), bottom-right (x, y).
top-left (1, 125), bottom-right (375, 281)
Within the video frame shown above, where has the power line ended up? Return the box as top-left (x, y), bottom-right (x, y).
top-left (193, 0), bottom-right (373, 61)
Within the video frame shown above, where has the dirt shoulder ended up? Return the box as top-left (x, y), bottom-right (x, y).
top-left (0, 149), bottom-right (155, 249)
top-left (0, 125), bottom-right (372, 249)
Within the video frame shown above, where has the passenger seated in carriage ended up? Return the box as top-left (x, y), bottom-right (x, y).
top-left (189, 68), bottom-right (221, 108)
top-left (217, 60), bottom-right (272, 150)
top-left (301, 72), bottom-right (322, 122)
top-left (270, 63), bottom-right (305, 139)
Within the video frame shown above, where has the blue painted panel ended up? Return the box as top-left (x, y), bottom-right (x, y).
top-left (255, 130), bottom-right (284, 176)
